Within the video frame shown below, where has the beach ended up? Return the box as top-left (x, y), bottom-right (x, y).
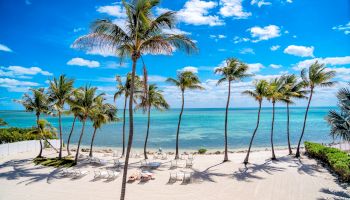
top-left (0, 148), bottom-right (348, 200)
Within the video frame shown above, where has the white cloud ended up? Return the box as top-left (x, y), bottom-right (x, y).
top-left (141, 75), bottom-right (167, 82)
top-left (233, 36), bottom-right (250, 44)
top-left (178, 66), bottom-right (198, 73)
top-left (293, 56), bottom-right (350, 71)
top-left (0, 78), bottom-right (39, 92)
top-left (239, 48), bottom-right (255, 54)
top-left (332, 21), bottom-right (350, 35)
top-left (0, 44), bottom-right (12, 52)
top-left (270, 45), bottom-right (280, 51)
top-left (86, 46), bottom-right (117, 57)
top-left (209, 34), bottom-right (227, 42)
top-left (73, 27), bottom-right (84, 33)
top-left (247, 63), bottom-right (264, 73)
top-left (67, 57), bottom-right (100, 68)
top-left (254, 74), bottom-right (281, 80)
top-left (97, 4), bottom-right (126, 18)
top-left (177, 0), bottom-right (224, 26)
top-left (0, 66), bottom-right (52, 77)
top-left (284, 45), bottom-right (314, 57)
top-left (162, 28), bottom-right (191, 35)
top-left (251, 0), bottom-right (272, 7)
top-left (269, 64), bottom-right (282, 69)
top-left (286, 0), bottom-right (293, 3)
top-left (219, 0), bottom-right (252, 19)
top-left (248, 25), bottom-right (281, 42)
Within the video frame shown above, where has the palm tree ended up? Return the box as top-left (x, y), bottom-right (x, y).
top-left (0, 118), bottom-right (8, 126)
top-left (326, 83), bottom-right (350, 142)
top-left (48, 75), bottom-right (74, 159)
top-left (215, 58), bottom-right (250, 162)
top-left (295, 61), bottom-right (336, 157)
top-left (266, 77), bottom-right (284, 160)
top-left (17, 88), bottom-right (51, 157)
top-left (114, 74), bottom-right (142, 157)
top-left (280, 75), bottom-right (308, 155)
top-left (137, 84), bottom-right (169, 159)
top-left (66, 91), bottom-right (80, 156)
top-left (73, 1), bottom-right (197, 199)
top-left (167, 71), bottom-right (203, 159)
top-left (242, 80), bottom-right (268, 165)
top-left (70, 85), bottom-right (103, 164)
top-left (89, 98), bottom-right (117, 157)
top-left (28, 119), bottom-right (57, 151)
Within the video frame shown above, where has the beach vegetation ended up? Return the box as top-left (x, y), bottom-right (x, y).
top-left (33, 157), bottom-right (75, 168)
top-left (198, 148), bottom-right (207, 154)
top-left (0, 118), bottom-right (8, 126)
top-left (0, 126), bottom-right (56, 144)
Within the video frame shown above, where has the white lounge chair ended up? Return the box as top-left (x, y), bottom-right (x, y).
top-left (107, 170), bottom-right (120, 179)
top-left (73, 169), bottom-right (89, 177)
top-left (94, 170), bottom-right (108, 179)
top-left (168, 172), bottom-right (177, 183)
top-left (185, 159), bottom-right (193, 168)
top-left (60, 168), bottom-right (75, 176)
top-left (170, 160), bottom-right (178, 168)
top-left (182, 172), bottom-right (193, 184)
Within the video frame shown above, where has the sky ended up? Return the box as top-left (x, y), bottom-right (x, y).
top-left (0, 0), bottom-right (349, 110)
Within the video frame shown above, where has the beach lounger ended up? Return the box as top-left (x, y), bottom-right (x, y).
top-left (185, 159), bottom-right (193, 168)
top-left (170, 160), bottom-right (178, 168)
top-left (168, 172), bottom-right (177, 183)
top-left (128, 171), bottom-right (141, 182)
top-left (140, 171), bottom-right (154, 182)
top-left (94, 170), bottom-right (108, 179)
top-left (73, 169), bottom-right (89, 177)
top-left (188, 154), bottom-right (194, 160)
top-left (140, 159), bottom-right (161, 169)
top-left (107, 170), bottom-right (120, 179)
top-left (182, 172), bottom-right (192, 184)
top-left (114, 159), bottom-right (122, 168)
top-left (60, 168), bottom-right (75, 176)
top-left (161, 153), bottom-right (168, 160)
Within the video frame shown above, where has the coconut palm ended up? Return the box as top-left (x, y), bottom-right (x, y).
top-left (0, 118), bottom-right (7, 126)
top-left (89, 98), bottom-right (117, 157)
top-left (48, 75), bottom-right (74, 159)
top-left (73, 1), bottom-right (196, 199)
top-left (28, 119), bottom-right (57, 151)
top-left (137, 84), bottom-right (169, 159)
top-left (167, 71), bottom-right (203, 159)
top-left (114, 74), bottom-right (142, 157)
top-left (266, 77), bottom-right (284, 160)
top-left (66, 90), bottom-right (80, 156)
top-left (280, 75), bottom-right (308, 155)
top-left (215, 58), bottom-right (250, 162)
top-left (295, 61), bottom-right (336, 157)
top-left (17, 88), bottom-right (51, 157)
top-left (70, 85), bottom-right (103, 164)
top-left (326, 83), bottom-right (350, 141)
top-left (242, 80), bottom-right (268, 165)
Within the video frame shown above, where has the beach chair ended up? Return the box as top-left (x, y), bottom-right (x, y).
top-left (161, 153), bottom-right (168, 160)
top-left (114, 159), bottom-right (122, 168)
top-left (180, 154), bottom-right (187, 160)
top-left (170, 160), bottom-right (178, 168)
top-left (188, 154), bottom-right (194, 160)
top-left (60, 168), bottom-right (74, 176)
top-left (168, 172), bottom-right (177, 183)
top-left (73, 169), bottom-right (89, 177)
top-left (107, 170), bottom-right (120, 179)
top-left (182, 172), bottom-right (192, 184)
top-left (185, 159), bottom-right (193, 168)
top-left (94, 170), bottom-right (108, 179)
top-left (140, 171), bottom-right (154, 182)
top-left (128, 171), bottom-right (141, 182)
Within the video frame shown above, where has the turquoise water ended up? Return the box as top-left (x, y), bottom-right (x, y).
top-left (0, 107), bottom-right (334, 150)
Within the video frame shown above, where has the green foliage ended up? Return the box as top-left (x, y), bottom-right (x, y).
top-left (33, 157), bottom-right (75, 168)
top-left (198, 148), bottom-right (207, 154)
top-left (0, 127), bottom-right (56, 144)
top-left (304, 142), bottom-right (350, 182)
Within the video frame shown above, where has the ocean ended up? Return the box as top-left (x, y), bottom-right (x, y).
top-left (0, 107), bottom-right (335, 151)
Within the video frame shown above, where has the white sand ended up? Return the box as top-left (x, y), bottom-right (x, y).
top-left (0, 149), bottom-right (349, 200)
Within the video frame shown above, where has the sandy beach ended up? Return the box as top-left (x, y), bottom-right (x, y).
top-left (0, 148), bottom-right (349, 200)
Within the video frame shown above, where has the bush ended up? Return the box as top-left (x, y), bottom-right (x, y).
top-left (33, 157), bottom-right (75, 168)
top-left (198, 148), bottom-right (207, 154)
top-left (0, 127), bottom-right (56, 144)
top-left (304, 141), bottom-right (350, 182)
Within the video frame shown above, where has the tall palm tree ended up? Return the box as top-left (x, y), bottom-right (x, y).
top-left (17, 88), bottom-right (51, 157)
top-left (266, 77), bottom-right (284, 160)
top-left (167, 71), bottom-right (203, 159)
top-left (66, 90), bottom-right (80, 156)
top-left (326, 83), bottom-right (350, 142)
top-left (0, 118), bottom-right (8, 126)
top-left (280, 75), bottom-right (308, 155)
top-left (137, 84), bottom-right (169, 159)
top-left (89, 98), bottom-right (117, 157)
top-left (48, 75), bottom-right (74, 159)
top-left (70, 85), bottom-right (103, 164)
top-left (295, 61), bottom-right (336, 157)
top-left (73, 1), bottom-right (197, 199)
top-left (114, 74), bottom-right (141, 157)
top-left (242, 80), bottom-right (268, 165)
top-left (215, 58), bottom-right (250, 162)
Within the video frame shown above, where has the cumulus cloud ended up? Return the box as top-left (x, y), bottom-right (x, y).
top-left (270, 45), bottom-right (280, 51)
top-left (0, 78), bottom-right (39, 92)
top-left (332, 21), bottom-right (350, 35)
top-left (0, 66), bottom-right (52, 77)
top-left (67, 58), bottom-right (100, 68)
top-left (0, 44), bottom-right (12, 52)
top-left (219, 0), bottom-right (252, 19)
top-left (293, 56), bottom-right (350, 70)
top-left (248, 25), bottom-right (281, 42)
top-left (97, 4), bottom-right (126, 18)
top-left (284, 45), bottom-right (314, 57)
top-left (269, 64), bottom-right (282, 69)
top-left (251, 0), bottom-right (272, 7)
top-left (177, 0), bottom-right (224, 26)
top-left (178, 66), bottom-right (199, 73)
top-left (247, 63), bottom-right (264, 73)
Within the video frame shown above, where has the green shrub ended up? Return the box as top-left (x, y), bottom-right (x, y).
top-left (0, 127), bottom-right (56, 144)
top-left (304, 141), bottom-right (350, 182)
top-left (198, 148), bottom-right (207, 154)
top-left (33, 157), bottom-right (75, 168)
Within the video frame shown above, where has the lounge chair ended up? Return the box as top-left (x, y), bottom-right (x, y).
top-left (73, 169), bottom-right (89, 177)
top-left (161, 153), bottom-right (168, 160)
top-left (128, 171), bottom-right (141, 182)
top-left (60, 168), bottom-right (75, 176)
top-left (140, 171), bottom-right (154, 182)
top-left (188, 154), bottom-right (194, 160)
top-left (182, 172), bottom-right (193, 184)
top-left (170, 160), bottom-right (178, 168)
top-left (114, 159), bottom-right (122, 168)
top-left (185, 159), bottom-right (193, 168)
top-left (94, 170), bottom-right (108, 179)
top-left (107, 170), bottom-right (120, 179)
top-left (140, 159), bottom-right (161, 169)
top-left (168, 172), bottom-right (177, 183)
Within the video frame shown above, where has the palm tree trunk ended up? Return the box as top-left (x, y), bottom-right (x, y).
top-left (244, 101), bottom-right (262, 165)
top-left (74, 120), bottom-right (86, 164)
top-left (36, 114), bottom-right (43, 158)
top-left (38, 139), bottom-right (43, 158)
top-left (58, 112), bottom-right (63, 159)
top-left (89, 127), bottom-right (98, 157)
top-left (224, 81), bottom-right (231, 162)
top-left (120, 57), bottom-right (137, 200)
top-left (271, 102), bottom-right (276, 160)
top-left (122, 96), bottom-right (127, 157)
top-left (296, 88), bottom-right (313, 158)
top-left (144, 105), bottom-right (151, 159)
top-left (67, 116), bottom-right (77, 156)
top-left (287, 103), bottom-right (292, 155)
top-left (175, 90), bottom-right (185, 159)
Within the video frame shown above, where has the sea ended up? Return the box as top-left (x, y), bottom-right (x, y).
top-left (0, 107), bottom-right (335, 151)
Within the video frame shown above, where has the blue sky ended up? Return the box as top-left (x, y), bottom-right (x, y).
top-left (0, 0), bottom-right (349, 109)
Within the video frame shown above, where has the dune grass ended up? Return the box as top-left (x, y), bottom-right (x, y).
top-left (33, 157), bottom-right (76, 168)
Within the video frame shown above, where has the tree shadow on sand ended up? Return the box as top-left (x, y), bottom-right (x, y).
top-left (317, 188), bottom-right (350, 200)
top-left (191, 162), bottom-right (230, 183)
